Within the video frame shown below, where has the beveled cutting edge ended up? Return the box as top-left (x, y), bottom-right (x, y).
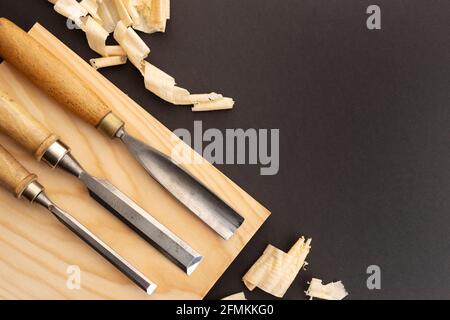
top-left (116, 128), bottom-right (245, 240)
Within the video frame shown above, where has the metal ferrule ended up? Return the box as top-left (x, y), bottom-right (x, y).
top-left (97, 112), bottom-right (125, 139)
top-left (22, 181), bottom-right (45, 203)
top-left (33, 191), bottom-right (54, 211)
top-left (57, 152), bottom-right (85, 178)
top-left (42, 140), bottom-right (85, 178)
top-left (42, 140), bottom-right (70, 168)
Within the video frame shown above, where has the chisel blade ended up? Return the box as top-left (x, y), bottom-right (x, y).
top-left (79, 172), bottom-right (203, 275)
top-left (117, 129), bottom-right (245, 240)
top-left (45, 195), bottom-right (157, 294)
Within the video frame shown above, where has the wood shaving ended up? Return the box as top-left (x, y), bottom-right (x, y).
top-left (104, 45), bottom-right (127, 56)
top-left (85, 16), bottom-right (107, 55)
top-left (80, 0), bottom-right (100, 20)
top-left (84, 16), bottom-right (125, 56)
top-left (305, 278), bottom-right (348, 300)
top-left (90, 55), bottom-right (127, 69)
top-left (143, 62), bottom-right (234, 110)
top-left (143, 61), bottom-right (185, 101)
top-left (52, 0), bottom-right (88, 27)
top-left (242, 237), bottom-right (312, 298)
top-left (114, 20), bottom-right (150, 72)
top-left (114, 0), bottom-right (133, 27)
top-left (124, 0), bottom-right (141, 27)
top-left (49, 0), bottom-right (234, 111)
top-left (97, 0), bottom-right (121, 33)
top-left (192, 97), bottom-right (235, 112)
top-left (221, 292), bottom-right (247, 300)
top-left (131, 0), bottom-right (170, 33)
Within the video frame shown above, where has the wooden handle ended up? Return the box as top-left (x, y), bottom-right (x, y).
top-left (0, 89), bottom-right (58, 159)
top-left (0, 18), bottom-right (111, 127)
top-left (0, 144), bottom-right (37, 197)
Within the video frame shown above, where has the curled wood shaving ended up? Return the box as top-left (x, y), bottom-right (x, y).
top-left (114, 0), bottom-right (133, 27)
top-left (305, 278), bottom-right (348, 300)
top-left (90, 56), bottom-right (127, 69)
top-left (114, 21), bottom-right (150, 72)
top-left (97, 0), bottom-right (121, 33)
top-left (53, 0), bottom-right (88, 27)
top-left (85, 16), bottom-right (125, 57)
top-left (124, 0), bottom-right (141, 27)
top-left (242, 237), bottom-right (312, 298)
top-left (192, 97), bottom-right (235, 112)
top-left (221, 292), bottom-right (247, 300)
top-left (80, 0), bottom-right (100, 20)
top-left (131, 0), bottom-right (170, 33)
top-left (105, 45), bottom-right (127, 56)
top-left (143, 62), bottom-right (234, 110)
top-left (85, 16), bottom-right (107, 55)
top-left (144, 61), bottom-right (185, 100)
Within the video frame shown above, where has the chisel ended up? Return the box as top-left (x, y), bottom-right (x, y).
top-left (0, 18), bottom-right (244, 240)
top-left (0, 143), bottom-right (157, 294)
top-left (0, 88), bottom-right (203, 275)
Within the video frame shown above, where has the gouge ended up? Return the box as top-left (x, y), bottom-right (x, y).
top-left (0, 18), bottom-right (244, 240)
top-left (0, 89), bottom-right (202, 275)
top-left (0, 143), bottom-right (156, 294)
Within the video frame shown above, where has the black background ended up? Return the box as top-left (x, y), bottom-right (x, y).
top-left (1, 1), bottom-right (449, 300)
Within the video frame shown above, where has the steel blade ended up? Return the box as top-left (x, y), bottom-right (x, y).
top-left (43, 195), bottom-right (156, 294)
top-left (117, 129), bottom-right (245, 240)
top-left (79, 173), bottom-right (202, 275)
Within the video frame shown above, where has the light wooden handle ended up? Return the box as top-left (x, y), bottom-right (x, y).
top-left (0, 18), bottom-right (111, 127)
top-left (0, 89), bottom-right (58, 159)
top-left (0, 144), bottom-right (37, 198)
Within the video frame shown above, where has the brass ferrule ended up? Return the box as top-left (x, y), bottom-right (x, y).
top-left (97, 112), bottom-right (125, 138)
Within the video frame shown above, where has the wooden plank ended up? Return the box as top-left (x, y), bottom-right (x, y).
top-left (0, 23), bottom-right (270, 300)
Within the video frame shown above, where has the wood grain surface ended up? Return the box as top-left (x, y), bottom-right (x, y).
top-left (0, 23), bottom-right (270, 300)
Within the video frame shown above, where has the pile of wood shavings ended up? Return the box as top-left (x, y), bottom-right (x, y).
top-left (237, 236), bottom-right (349, 300)
top-left (47, 0), bottom-right (234, 112)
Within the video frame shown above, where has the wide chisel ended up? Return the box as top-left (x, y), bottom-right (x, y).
top-left (0, 143), bottom-right (157, 294)
top-left (0, 89), bottom-right (202, 275)
top-left (0, 18), bottom-right (244, 240)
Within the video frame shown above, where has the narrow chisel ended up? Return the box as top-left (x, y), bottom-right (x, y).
top-left (0, 89), bottom-right (202, 275)
top-left (0, 143), bottom-right (157, 294)
top-left (0, 18), bottom-right (245, 240)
